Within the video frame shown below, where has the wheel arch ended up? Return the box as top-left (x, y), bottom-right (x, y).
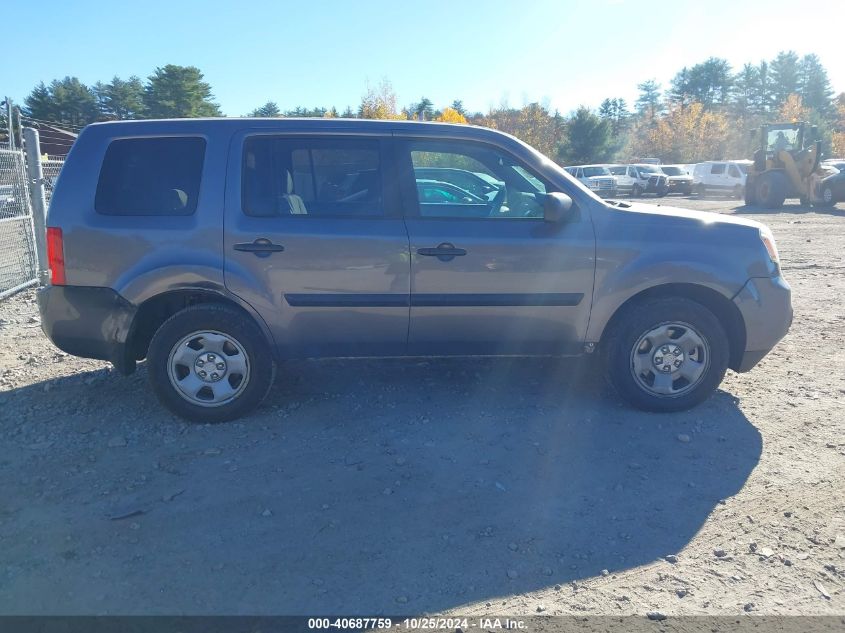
top-left (597, 283), bottom-right (747, 371)
top-left (127, 288), bottom-right (276, 364)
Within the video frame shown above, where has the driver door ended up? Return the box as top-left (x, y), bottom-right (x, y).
top-left (396, 138), bottom-right (595, 356)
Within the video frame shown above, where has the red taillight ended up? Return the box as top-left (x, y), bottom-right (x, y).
top-left (46, 227), bottom-right (66, 285)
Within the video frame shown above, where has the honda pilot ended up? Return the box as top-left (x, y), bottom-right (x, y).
top-left (38, 119), bottom-right (792, 422)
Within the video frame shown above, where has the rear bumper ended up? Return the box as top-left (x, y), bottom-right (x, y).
top-left (732, 275), bottom-right (793, 372)
top-left (37, 285), bottom-right (137, 375)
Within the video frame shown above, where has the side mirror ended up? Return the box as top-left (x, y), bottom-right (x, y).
top-left (543, 192), bottom-right (574, 223)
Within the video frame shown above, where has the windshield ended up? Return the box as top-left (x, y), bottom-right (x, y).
top-left (608, 166), bottom-right (627, 175)
top-left (661, 166), bottom-right (684, 176)
top-left (582, 166), bottom-right (610, 177)
top-left (767, 128), bottom-right (800, 152)
top-left (637, 165), bottom-right (661, 174)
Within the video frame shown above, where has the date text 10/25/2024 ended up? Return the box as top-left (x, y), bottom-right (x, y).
top-left (307, 618), bottom-right (528, 630)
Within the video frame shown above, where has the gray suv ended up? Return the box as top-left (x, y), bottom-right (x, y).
top-left (38, 119), bottom-right (792, 422)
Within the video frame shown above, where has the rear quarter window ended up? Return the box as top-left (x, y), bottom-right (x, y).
top-left (95, 137), bottom-right (206, 216)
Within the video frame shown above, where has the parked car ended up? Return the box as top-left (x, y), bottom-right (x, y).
top-left (416, 179), bottom-right (487, 205)
top-left (659, 165), bottom-right (694, 195)
top-left (38, 118), bottom-right (792, 422)
top-left (816, 170), bottom-right (845, 208)
top-left (414, 167), bottom-right (502, 200)
top-left (564, 165), bottom-right (618, 198)
top-left (821, 159), bottom-right (845, 173)
top-left (608, 164), bottom-right (669, 197)
top-left (693, 160), bottom-right (751, 198)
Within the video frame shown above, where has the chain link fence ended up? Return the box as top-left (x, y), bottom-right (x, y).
top-left (0, 148), bottom-right (38, 299)
top-left (42, 158), bottom-right (65, 205)
top-left (0, 127), bottom-right (67, 301)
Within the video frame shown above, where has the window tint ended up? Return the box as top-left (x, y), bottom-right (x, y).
top-left (243, 137), bottom-right (382, 217)
top-left (95, 137), bottom-right (205, 216)
top-left (710, 163), bottom-right (726, 175)
top-left (408, 142), bottom-right (549, 219)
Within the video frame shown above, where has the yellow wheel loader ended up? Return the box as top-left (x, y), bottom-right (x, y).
top-left (744, 122), bottom-right (832, 209)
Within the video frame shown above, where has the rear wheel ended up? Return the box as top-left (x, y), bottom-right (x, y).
top-left (756, 171), bottom-right (787, 209)
top-left (147, 304), bottom-right (275, 422)
top-left (604, 297), bottom-right (729, 412)
top-left (696, 183), bottom-right (707, 198)
top-left (631, 184), bottom-right (643, 198)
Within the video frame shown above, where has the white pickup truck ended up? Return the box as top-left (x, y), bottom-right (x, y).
top-left (564, 165), bottom-right (618, 198)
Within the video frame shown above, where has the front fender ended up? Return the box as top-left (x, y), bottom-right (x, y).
top-left (585, 250), bottom-right (746, 343)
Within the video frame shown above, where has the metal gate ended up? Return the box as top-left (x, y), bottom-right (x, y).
top-left (0, 148), bottom-right (38, 299)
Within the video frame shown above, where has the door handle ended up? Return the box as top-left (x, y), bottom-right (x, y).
top-left (233, 238), bottom-right (285, 257)
top-left (417, 243), bottom-right (467, 262)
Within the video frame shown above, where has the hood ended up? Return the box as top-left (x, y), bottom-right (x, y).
top-left (608, 200), bottom-right (764, 230)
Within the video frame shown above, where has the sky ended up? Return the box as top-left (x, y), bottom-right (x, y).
top-left (3, 0), bottom-right (843, 117)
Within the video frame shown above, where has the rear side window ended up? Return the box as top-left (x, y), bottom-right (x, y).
top-left (95, 137), bottom-right (206, 216)
top-left (710, 163), bottom-right (726, 175)
top-left (243, 137), bottom-right (383, 217)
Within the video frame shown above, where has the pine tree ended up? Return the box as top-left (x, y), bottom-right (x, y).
top-left (248, 101), bottom-right (281, 117)
top-left (635, 80), bottom-right (662, 117)
top-left (143, 65), bottom-right (221, 118)
top-left (770, 51), bottom-right (800, 110)
top-left (97, 76), bottom-right (146, 119)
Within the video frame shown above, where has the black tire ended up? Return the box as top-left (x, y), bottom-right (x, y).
top-left (657, 188), bottom-right (668, 198)
top-left (744, 176), bottom-right (757, 206)
top-left (631, 184), bottom-right (643, 198)
top-left (603, 297), bottom-right (729, 412)
top-left (813, 185), bottom-right (836, 208)
top-left (696, 183), bottom-right (706, 198)
top-left (147, 304), bottom-right (275, 423)
top-left (755, 171), bottom-right (787, 209)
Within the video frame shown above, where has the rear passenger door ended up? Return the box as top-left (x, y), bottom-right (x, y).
top-left (224, 133), bottom-right (410, 358)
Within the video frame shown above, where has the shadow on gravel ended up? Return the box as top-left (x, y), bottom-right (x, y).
top-left (2, 357), bottom-right (761, 614)
top-left (737, 202), bottom-right (845, 216)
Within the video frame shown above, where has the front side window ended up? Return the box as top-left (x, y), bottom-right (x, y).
top-left (406, 141), bottom-right (549, 219)
top-left (243, 137), bottom-right (382, 217)
top-left (95, 137), bottom-right (206, 216)
top-left (728, 164), bottom-right (741, 178)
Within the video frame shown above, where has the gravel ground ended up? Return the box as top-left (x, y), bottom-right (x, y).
top-left (0, 196), bottom-right (843, 616)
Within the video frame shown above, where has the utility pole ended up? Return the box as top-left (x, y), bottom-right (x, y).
top-left (4, 97), bottom-right (15, 150)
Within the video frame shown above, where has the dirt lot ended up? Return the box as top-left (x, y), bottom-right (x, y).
top-left (1, 196), bottom-right (843, 616)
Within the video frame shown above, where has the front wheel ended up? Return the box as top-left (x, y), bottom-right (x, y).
top-left (631, 184), bottom-right (643, 198)
top-left (147, 304), bottom-right (275, 422)
top-left (604, 297), bottom-right (729, 412)
top-left (744, 177), bottom-right (757, 205)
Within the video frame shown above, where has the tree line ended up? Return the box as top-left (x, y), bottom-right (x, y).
top-left (13, 52), bottom-right (845, 163)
